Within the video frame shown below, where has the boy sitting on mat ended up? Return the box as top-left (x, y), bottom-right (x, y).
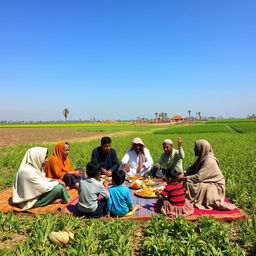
top-left (106, 170), bottom-right (140, 217)
top-left (78, 162), bottom-right (110, 218)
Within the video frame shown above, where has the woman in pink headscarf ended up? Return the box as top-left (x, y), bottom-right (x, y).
top-left (179, 139), bottom-right (236, 210)
top-left (120, 138), bottom-right (153, 176)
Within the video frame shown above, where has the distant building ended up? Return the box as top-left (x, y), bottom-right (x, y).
top-left (249, 114), bottom-right (256, 119)
top-left (171, 115), bottom-right (185, 124)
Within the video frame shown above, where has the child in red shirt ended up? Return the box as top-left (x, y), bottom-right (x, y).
top-left (155, 167), bottom-right (193, 217)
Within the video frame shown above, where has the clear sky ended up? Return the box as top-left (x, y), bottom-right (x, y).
top-left (0, 0), bottom-right (255, 121)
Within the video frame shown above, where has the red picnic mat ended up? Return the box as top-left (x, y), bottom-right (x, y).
top-left (0, 187), bottom-right (78, 214)
top-left (0, 186), bottom-right (246, 221)
top-left (63, 188), bottom-right (246, 222)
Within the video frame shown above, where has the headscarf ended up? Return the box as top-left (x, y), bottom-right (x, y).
top-left (18, 147), bottom-right (47, 175)
top-left (195, 139), bottom-right (218, 168)
top-left (130, 137), bottom-right (145, 149)
top-left (12, 147), bottom-right (58, 210)
top-left (44, 141), bottom-right (74, 179)
top-left (130, 138), bottom-right (145, 171)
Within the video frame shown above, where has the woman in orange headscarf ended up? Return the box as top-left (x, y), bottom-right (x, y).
top-left (44, 141), bottom-right (83, 189)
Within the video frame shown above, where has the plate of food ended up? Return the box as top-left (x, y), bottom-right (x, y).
top-left (130, 180), bottom-right (142, 189)
top-left (134, 186), bottom-right (165, 198)
top-left (129, 179), bottom-right (160, 189)
top-left (141, 180), bottom-right (160, 186)
top-left (125, 175), bottom-right (144, 181)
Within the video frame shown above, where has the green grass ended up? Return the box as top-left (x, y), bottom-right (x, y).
top-left (228, 123), bottom-right (256, 133)
top-left (206, 119), bottom-right (256, 124)
top-left (72, 124), bottom-right (167, 133)
top-left (1, 124), bottom-right (256, 255)
top-left (154, 124), bottom-right (231, 134)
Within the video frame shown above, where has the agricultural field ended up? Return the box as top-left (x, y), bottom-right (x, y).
top-left (0, 121), bottom-right (256, 255)
top-left (0, 122), bottom-right (132, 128)
top-left (0, 124), bottom-right (167, 147)
top-left (154, 124), bottom-right (230, 134)
top-left (227, 123), bottom-right (256, 133)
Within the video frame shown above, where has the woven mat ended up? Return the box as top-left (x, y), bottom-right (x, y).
top-left (63, 188), bottom-right (246, 222)
top-left (0, 187), bottom-right (246, 221)
top-left (0, 187), bottom-right (78, 214)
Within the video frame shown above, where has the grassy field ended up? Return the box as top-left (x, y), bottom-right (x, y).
top-left (0, 120), bottom-right (256, 255)
top-left (72, 124), bottom-right (167, 133)
top-left (154, 124), bottom-right (231, 134)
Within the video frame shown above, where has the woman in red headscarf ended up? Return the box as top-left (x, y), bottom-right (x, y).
top-left (44, 141), bottom-right (83, 189)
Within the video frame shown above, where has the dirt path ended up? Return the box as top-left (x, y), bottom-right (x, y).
top-left (0, 127), bottom-right (166, 147)
top-left (131, 222), bottom-right (149, 255)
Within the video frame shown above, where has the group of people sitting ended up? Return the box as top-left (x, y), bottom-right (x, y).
top-left (12, 136), bottom-right (236, 218)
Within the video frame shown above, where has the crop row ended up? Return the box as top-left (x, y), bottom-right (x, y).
top-left (206, 119), bottom-right (256, 124)
top-left (1, 212), bottom-right (256, 255)
top-left (154, 121), bottom-right (256, 134)
top-left (227, 123), bottom-right (256, 133)
top-left (154, 124), bottom-right (230, 134)
top-left (0, 212), bottom-right (136, 255)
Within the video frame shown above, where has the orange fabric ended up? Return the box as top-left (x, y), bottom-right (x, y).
top-left (44, 141), bottom-right (74, 179)
top-left (0, 187), bottom-right (78, 214)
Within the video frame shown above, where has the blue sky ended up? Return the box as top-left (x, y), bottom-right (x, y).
top-left (0, 0), bottom-right (255, 121)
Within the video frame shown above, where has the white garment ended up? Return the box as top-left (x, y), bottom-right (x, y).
top-left (120, 148), bottom-right (153, 176)
top-left (12, 147), bottom-right (59, 210)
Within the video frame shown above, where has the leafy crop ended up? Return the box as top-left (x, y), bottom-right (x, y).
top-left (73, 124), bottom-right (166, 133)
top-left (142, 215), bottom-right (246, 255)
top-left (228, 123), bottom-right (256, 133)
top-left (0, 213), bottom-right (136, 255)
top-left (206, 119), bottom-right (256, 124)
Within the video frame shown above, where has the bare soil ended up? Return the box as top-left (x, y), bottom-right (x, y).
top-left (131, 222), bottom-right (149, 255)
top-left (0, 127), bottom-right (137, 147)
top-left (0, 233), bottom-right (27, 250)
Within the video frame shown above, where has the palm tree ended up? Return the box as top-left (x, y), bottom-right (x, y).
top-left (162, 112), bottom-right (165, 120)
top-left (62, 108), bottom-right (70, 121)
top-left (155, 112), bottom-right (158, 122)
top-left (188, 110), bottom-right (191, 119)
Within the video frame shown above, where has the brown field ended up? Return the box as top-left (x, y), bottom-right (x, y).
top-left (0, 127), bottom-right (137, 147)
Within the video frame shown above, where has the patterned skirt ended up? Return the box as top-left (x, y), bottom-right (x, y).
top-left (155, 198), bottom-right (194, 217)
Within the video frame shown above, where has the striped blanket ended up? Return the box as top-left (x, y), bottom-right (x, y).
top-left (0, 186), bottom-right (246, 221)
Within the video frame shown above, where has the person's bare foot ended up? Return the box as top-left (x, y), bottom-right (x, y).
top-left (52, 199), bottom-right (63, 204)
top-left (74, 183), bottom-right (79, 189)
